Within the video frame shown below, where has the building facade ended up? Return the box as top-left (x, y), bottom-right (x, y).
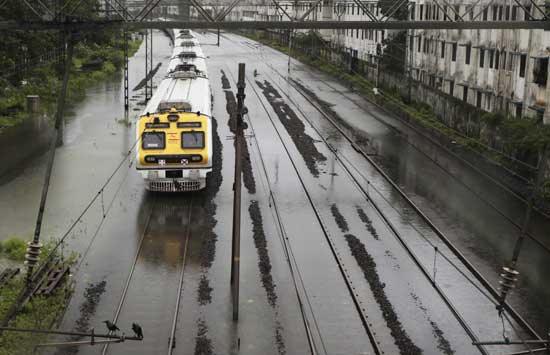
top-left (409, 0), bottom-right (550, 122)
top-left (224, 0), bottom-right (550, 123)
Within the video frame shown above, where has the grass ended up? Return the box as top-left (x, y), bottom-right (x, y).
top-left (0, 237), bottom-right (77, 354)
top-left (0, 36), bottom-right (142, 129)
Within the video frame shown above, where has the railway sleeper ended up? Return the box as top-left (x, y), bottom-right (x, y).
top-left (33, 263), bottom-right (70, 297)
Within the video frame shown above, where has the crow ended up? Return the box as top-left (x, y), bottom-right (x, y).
top-left (132, 322), bottom-right (143, 339)
top-left (103, 320), bottom-right (120, 333)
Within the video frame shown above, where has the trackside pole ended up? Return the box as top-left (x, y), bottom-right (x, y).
top-left (231, 63), bottom-right (246, 322)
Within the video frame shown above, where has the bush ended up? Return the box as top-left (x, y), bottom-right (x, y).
top-left (481, 111), bottom-right (505, 126)
top-left (2, 237), bottom-right (27, 261)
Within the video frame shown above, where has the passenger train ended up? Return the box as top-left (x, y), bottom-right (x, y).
top-left (136, 29), bottom-right (213, 192)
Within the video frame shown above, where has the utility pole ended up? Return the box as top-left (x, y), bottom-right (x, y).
top-left (124, 29), bottom-right (129, 112)
top-left (231, 63), bottom-right (246, 322)
top-left (145, 26), bottom-right (149, 101)
top-left (26, 33), bottom-right (75, 285)
top-left (497, 148), bottom-right (549, 310)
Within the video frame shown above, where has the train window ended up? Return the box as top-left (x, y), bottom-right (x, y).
top-left (142, 132), bottom-right (166, 149)
top-left (182, 131), bottom-right (204, 149)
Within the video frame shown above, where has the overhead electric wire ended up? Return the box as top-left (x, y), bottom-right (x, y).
top-left (259, 54), bottom-right (540, 346)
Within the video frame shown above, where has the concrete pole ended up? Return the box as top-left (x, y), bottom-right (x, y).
top-left (231, 63), bottom-right (246, 322)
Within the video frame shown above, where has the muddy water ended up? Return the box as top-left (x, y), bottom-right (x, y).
top-left (0, 113), bottom-right (54, 184)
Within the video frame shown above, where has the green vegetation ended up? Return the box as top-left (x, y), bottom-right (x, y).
top-left (0, 237), bottom-right (76, 354)
top-left (0, 237), bottom-right (27, 261)
top-left (0, 1), bottom-right (142, 129)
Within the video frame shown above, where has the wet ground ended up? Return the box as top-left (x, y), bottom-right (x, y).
top-left (0, 30), bottom-right (549, 355)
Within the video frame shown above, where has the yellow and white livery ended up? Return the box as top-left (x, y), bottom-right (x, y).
top-left (136, 29), bottom-right (212, 192)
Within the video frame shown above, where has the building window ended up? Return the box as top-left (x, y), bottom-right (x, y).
top-left (409, 35), bottom-right (413, 50)
top-left (476, 91), bottom-right (482, 107)
top-left (352, 3), bottom-right (355, 15)
top-left (441, 41), bottom-right (445, 58)
top-left (519, 54), bottom-right (527, 78)
top-left (502, 50), bottom-right (507, 70)
top-left (483, 7), bottom-right (488, 20)
top-left (449, 81), bottom-right (455, 96)
top-left (465, 44), bottom-right (471, 64)
top-left (418, 37), bottom-right (422, 52)
top-left (498, 5), bottom-right (503, 20)
top-left (492, 5), bottom-right (498, 20)
top-left (420, 4), bottom-right (423, 19)
top-left (489, 50), bottom-right (494, 68)
top-left (495, 50), bottom-right (500, 69)
top-left (533, 57), bottom-right (549, 86)
top-left (524, 6), bottom-right (531, 19)
top-left (512, 6), bottom-right (517, 20)
top-left (452, 43), bottom-right (457, 61)
top-left (411, 6), bottom-right (416, 19)
top-left (454, 5), bottom-right (460, 20)
top-left (463, 86), bottom-right (468, 101)
top-left (479, 49), bottom-right (485, 68)
top-left (505, 5), bottom-right (510, 20)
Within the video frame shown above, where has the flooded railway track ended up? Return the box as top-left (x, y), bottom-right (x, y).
top-left (264, 65), bottom-right (540, 341)
top-left (101, 196), bottom-right (195, 355)
top-left (280, 63), bottom-right (550, 251)
top-left (213, 34), bottom-right (542, 353)
top-left (224, 65), bottom-right (383, 355)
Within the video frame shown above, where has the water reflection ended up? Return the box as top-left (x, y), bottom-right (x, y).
top-left (136, 192), bottom-right (206, 268)
top-left (370, 125), bottom-right (550, 333)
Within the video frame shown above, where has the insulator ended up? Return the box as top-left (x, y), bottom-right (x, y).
top-left (24, 241), bottom-right (43, 267)
top-left (498, 266), bottom-right (519, 298)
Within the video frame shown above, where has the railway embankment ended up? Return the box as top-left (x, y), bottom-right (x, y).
top-left (240, 30), bottom-right (550, 216)
top-left (0, 32), bottom-right (142, 182)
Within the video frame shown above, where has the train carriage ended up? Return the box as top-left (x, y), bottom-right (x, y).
top-left (136, 29), bottom-right (212, 192)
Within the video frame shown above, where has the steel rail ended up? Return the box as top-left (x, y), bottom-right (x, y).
top-left (101, 197), bottom-right (156, 355)
top-left (303, 66), bottom-right (550, 252)
top-left (167, 199), bottom-right (194, 354)
top-left (223, 62), bottom-right (322, 355)
top-left (268, 66), bottom-right (541, 342)
top-left (2, 20), bottom-right (550, 31)
top-left (262, 66), bottom-right (489, 355)
top-left (245, 71), bottom-right (383, 355)
top-left (282, 29), bottom-right (550, 248)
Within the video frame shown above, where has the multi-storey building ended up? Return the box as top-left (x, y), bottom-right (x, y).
top-left (408, 0), bottom-right (550, 121)
top-left (224, 0), bottom-right (550, 122)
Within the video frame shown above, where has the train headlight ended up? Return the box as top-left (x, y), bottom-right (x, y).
top-left (191, 155), bottom-right (202, 162)
top-left (145, 156), bottom-right (157, 163)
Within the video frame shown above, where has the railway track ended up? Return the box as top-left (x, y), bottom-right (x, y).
top-left (274, 55), bottom-right (550, 251)
top-left (101, 195), bottom-right (195, 355)
top-left (225, 64), bottom-right (384, 355)
top-left (263, 63), bottom-right (541, 342)
top-left (214, 34), bottom-right (543, 353)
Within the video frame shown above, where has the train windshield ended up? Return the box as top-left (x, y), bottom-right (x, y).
top-left (142, 132), bottom-right (166, 149)
top-left (181, 131), bottom-right (204, 149)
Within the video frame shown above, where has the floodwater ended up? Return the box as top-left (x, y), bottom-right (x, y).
top-left (0, 30), bottom-right (548, 355)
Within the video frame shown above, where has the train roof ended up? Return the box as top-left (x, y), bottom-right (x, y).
top-left (174, 29), bottom-right (196, 39)
top-left (167, 56), bottom-right (208, 75)
top-left (172, 45), bottom-right (205, 59)
top-left (174, 38), bottom-right (200, 48)
top-left (141, 76), bottom-right (211, 117)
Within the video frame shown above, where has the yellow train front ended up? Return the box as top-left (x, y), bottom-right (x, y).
top-left (136, 29), bottom-right (212, 192)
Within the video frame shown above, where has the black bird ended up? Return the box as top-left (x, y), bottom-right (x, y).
top-left (132, 322), bottom-right (143, 339)
top-left (103, 320), bottom-right (120, 333)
